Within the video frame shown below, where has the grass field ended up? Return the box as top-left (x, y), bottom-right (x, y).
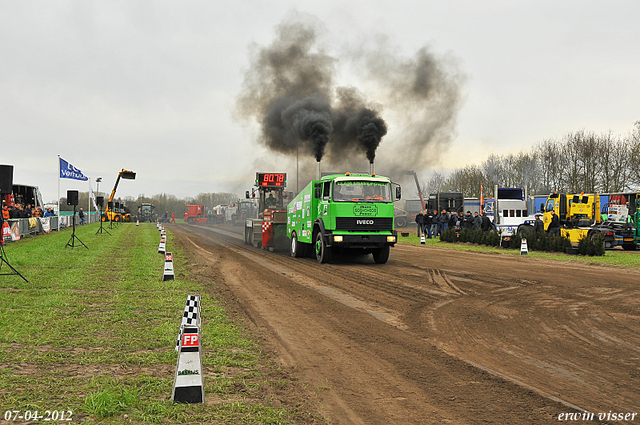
top-left (0, 223), bottom-right (317, 424)
top-left (396, 227), bottom-right (640, 269)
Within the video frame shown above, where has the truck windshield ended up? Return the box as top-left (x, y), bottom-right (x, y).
top-left (333, 181), bottom-right (392, 202)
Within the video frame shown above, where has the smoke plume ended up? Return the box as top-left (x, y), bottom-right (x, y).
top-left (236, 15), bottom-right (464, 184)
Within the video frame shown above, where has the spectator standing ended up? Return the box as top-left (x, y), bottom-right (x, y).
top-left (534, 214), bottom-right (544, 232)
top-left (473, 212), bottom-right (482, 230)
top-left (415, 210), bottom-right (425, 237)
top-left (547, 210), bottom-right (561, 236)
top-left (464, 211), bottom-right (474, 229)
top-left (44, 208), bottom-right (54, 217)
top-left (79, 208), bottom-right (85, 225)
top-left (164, 211), bottom-right (169, 223)
top-left (171, 212), bottom-right (176, 223)
top-left (481, 212), bottom-right (492, 232)
top-left (425, 210), bottom-right (434, 238)
top-left (440, 209), bottom-right (449, 234)
top-left (432, 210), bottom-right (440, 237)
top-left (449, 211), bottom-right (458, 231)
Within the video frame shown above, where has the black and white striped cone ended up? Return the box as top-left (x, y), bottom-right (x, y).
top-left (175, 295), bottom-right (201, 351)
top-left (420, 233), bottom-right (425, 244)
top-left (520, 238), bottom-right (528, 255)
top-left (172, 325), bottom-right (204, 403)
top-left (163, 252), bottom-right (175, 281)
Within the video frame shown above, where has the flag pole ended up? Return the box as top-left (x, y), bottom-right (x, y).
top-left (57, 154), bottom-right (60, 232)
top-left (88, 177), bottom-right (91, 224)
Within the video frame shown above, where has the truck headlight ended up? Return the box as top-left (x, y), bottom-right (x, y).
top-left (333, 235), bottom-right (343, 242)
top-left (387, 236), bottom-right (396, 243)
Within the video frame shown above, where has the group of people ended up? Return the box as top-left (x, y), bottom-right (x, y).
top-left (2, 203), bottom-right (55, 220)
top-left (415, 209), bottom-right (493, 238)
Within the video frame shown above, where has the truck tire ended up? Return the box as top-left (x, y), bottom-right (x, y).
top-left (517, 224), bottom-right (534, 235)
top-left (290, 231), bottom-right (305, 258)
top-left (395, 217), bottom-right (407, 228)
top-left (244, 226), bottom-right (250, 245)
top-left (315, 231), bottom-right (332, 263)
top-left (372, 245), bottom-right (390, 264)
top-left (187, 217), bottom-right (193, 224)
top-left (622, 243), bottom-right (637, 251)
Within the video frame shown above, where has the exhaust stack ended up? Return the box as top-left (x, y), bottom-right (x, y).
top-left (317, 161), bottom-right (321, 179)
top-left (370, 161), bottom-right (375, 175)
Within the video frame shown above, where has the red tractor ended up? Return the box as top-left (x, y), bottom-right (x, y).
top-left (184, 205), bottom-right (209, 224)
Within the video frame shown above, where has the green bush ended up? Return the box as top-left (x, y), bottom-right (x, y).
top-left (577, 233), bottom-right (606, 256)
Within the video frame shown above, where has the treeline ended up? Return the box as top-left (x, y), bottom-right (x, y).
top-left (424, 123), bottom-right (640, 198)
top-left (58, 192), bottom-right (240, 215)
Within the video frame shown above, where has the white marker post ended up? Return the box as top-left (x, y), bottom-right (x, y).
top-left (158, 237), bottom-right (166, 254)
top-left (163, 252), bottom-right (175, 281)
top-left (172, 326), bottom-right (204, 403)
top-left (520, 238), bottom-right (528, 255)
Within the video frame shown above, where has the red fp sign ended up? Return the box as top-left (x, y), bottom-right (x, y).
top-left (165, 254), bottom-right (173, 261)
top-left (182, 334), bottom-right (199, 347)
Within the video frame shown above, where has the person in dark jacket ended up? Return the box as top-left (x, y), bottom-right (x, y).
top-left (547, 210), bottom-right (561, 236)
top-left (440, 210), bottom-right (449, 234)
top-left (533, 214), bottom-right (544, 233)
top-left (473, 211), bottom-right (482, 230)
top-left (464, 211), bottom-right (474, 229)
top-left (432, 210), bottom-right (440, 237)
top-left (415, 210), bottom-right (425, 236)
top-left (424, 210), bottom-right (434, 238)
top-left (481, 212), bottom-right (492, 231)
top-left (79, 208), bottom-right (85, 225)
top-left (449, 212), bottom-right (458, 231)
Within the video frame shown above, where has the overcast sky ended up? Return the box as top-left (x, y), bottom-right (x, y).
top-left (2, 1), bottom-right (639, 203)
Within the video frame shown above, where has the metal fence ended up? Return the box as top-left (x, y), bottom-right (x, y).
top-left (3, 212), bottom-right (101, 239)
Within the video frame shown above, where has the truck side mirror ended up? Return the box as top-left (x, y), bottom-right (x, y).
top-left (395, 186), bottom-right (402, 200)
top-left (245, 191), bottom-right (249, 199)
top-left (540, 202), bottom-right (544, 212)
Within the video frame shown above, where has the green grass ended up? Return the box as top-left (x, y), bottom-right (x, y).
top-left (0, 223), bottom-right (318, 424)
top-left (396, 227), bottom-right (640, 268)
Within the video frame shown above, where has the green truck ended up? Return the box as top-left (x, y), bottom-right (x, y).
top-left (287, 173), bottom-right (401, 264)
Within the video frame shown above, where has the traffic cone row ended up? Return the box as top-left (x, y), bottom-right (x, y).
top-left (157, 226), bottom-right (175, 280)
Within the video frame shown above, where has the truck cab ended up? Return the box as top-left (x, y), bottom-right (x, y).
top-left (288, 173), bottom-right (400, 264)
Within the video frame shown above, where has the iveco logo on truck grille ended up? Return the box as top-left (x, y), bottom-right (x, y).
top-left (357, 220), bottom-right (375, 225)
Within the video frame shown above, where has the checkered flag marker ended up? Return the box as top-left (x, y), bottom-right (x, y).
top-left (176, 295), bottom-right (201, 351)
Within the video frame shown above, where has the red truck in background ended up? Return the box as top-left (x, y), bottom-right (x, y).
top-left (184, 205), bottom-right (209, 224)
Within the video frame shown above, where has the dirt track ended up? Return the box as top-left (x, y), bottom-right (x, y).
top-left (172, 223), bottom-right (640, 424)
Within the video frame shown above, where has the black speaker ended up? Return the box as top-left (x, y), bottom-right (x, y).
top-left (108, 201), bottom-right (113, 208)
top-left (67, 190), bottom-right (79, 206)
top-left (96, 196), bottom-right (104, 207)
top-left (0, 164), bottom-right (13, 194)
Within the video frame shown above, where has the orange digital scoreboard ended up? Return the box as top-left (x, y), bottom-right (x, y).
top-left (256, 173), bottom-right (286, 188)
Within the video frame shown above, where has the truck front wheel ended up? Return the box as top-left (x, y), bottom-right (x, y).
top-left (315, 232), bottom-right (332, 263)
top-left (372, 245), bottom-right (390, 264)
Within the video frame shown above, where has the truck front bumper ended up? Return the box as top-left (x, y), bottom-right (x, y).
top-left (325, 231), bottom-right (397, 249)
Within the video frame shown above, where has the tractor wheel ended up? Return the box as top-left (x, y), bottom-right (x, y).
top-left (114, 216), bottom-right (120, 222)
top-left (315, 231), bottom-right (332, 263)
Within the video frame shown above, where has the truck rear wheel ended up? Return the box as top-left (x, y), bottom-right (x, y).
top-left (290, 232), bottom-right (305, 258)
top-left (372, 245), bottom-right (390, 264)
top-left (396, 217), bottom-right (407, 228)
top-left (315, 232), bottom-right (332, 263)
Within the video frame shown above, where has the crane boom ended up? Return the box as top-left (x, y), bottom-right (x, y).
top-left (404, 170), bottom-right (425, 210)
top-left (102, 169), bottom-right (136, 222)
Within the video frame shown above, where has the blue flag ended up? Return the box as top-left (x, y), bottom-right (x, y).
top-left (59, 157), bottom-right (88, 181)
